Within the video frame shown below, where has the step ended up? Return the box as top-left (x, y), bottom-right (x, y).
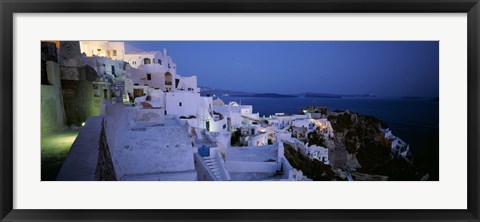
top-left (211, 168), bottom-right (221, 173)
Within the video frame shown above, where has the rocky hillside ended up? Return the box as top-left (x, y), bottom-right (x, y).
top-left (320, 111), bottom-right (419, 180)
top-left (328, 112), bottom-right (391, 173)
top-left (283, 143), bottom-right (337, 181)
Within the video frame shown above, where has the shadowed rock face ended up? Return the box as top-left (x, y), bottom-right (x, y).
top-left (96, 119), bottom-right (117, 181)
top-left (325, 112), bottom-right (391, 174)
top-left (297, 109), bottom-right (421, 180)
top-left (283, 143), bottom-right (336, 181)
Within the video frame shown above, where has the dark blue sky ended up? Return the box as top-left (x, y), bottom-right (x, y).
top-left (125, 41), bottom-right (439, 97)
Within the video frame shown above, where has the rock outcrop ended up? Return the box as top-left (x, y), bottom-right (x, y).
top-left (324, 111), bottom-right (391, 174)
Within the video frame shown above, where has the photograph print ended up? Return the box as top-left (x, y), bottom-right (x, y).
top-left (41, 41), bottom-right (439, 181)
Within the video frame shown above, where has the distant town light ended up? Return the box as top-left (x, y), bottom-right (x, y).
top-left (81, 122), bottom-right (85, 126)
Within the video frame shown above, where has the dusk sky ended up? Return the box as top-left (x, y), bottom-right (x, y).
top-left (125, 41), bottom-right (439, 97)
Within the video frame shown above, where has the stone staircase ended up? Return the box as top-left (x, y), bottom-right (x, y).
top-left (202, 156), bottom-right (225, 180)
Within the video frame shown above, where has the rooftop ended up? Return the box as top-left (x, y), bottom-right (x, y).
top-left (112, 117), bottom-right (195, 180)
top-left (226, 145), bottom-right (277, 162)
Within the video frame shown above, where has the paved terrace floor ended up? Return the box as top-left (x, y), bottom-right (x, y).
top-left (112, 116), bottom-right (197, 180)
top-left (41, 129), bottom-right (80, 181)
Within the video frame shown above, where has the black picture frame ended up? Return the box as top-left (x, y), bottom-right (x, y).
top-left (1, 0), bottom-right (479, 221)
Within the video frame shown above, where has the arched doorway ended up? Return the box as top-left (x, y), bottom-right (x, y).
top-left (165, 72), bottom-right (172, 86)
top-left (143, 58), bottom-right (151, 65)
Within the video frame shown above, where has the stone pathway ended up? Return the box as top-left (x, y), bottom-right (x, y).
top-left (41, 129), bottom-right (80, 181)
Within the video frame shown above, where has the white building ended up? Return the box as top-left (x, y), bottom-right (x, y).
top-left (213, 100), bottom-right (262, 131)
top-left (106, 44), bottom-right (213, 132)
top-left (125, 62), bottom-right (174, 93)
top-left (82, 56), bottom-right (126, 80)
top-left (266, 113), bottom-right (296, 129)
top-left (80, 41), bottom-right (125, 61)
top-left (124, 49), bottom-right (173, 69)
top-left (381, 128), bottom-right (394, 139)
top-left (291, 117), bottom-right (334, 138)
top-left (122, 48), bottom-right (199, 95)
top-left (238, 126), bottom-right (269, 147)
top-left (305, 145), bottom-right (329, 164)
top-left (382, 128), bottom-right (411, 160)
top-left (314, 119), bottom-right (334, 138)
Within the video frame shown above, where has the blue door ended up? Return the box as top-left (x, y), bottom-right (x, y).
top-left (198, 145), bottom-right (210, 157)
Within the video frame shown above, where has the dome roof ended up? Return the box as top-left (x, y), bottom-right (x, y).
top-left (213, 98), bottom-right (226, 106)
top-left (228, 101), bottom-right (239, 106)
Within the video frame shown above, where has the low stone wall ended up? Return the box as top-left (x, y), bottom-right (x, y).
top-left (280, 156), bottom-right (294, 180)
top-left (226, 161), bottom-right (277, 174)
top-left (56, 116), bottom-right (103, 181)
top-left (57, 116), bottom-right (117, 181)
